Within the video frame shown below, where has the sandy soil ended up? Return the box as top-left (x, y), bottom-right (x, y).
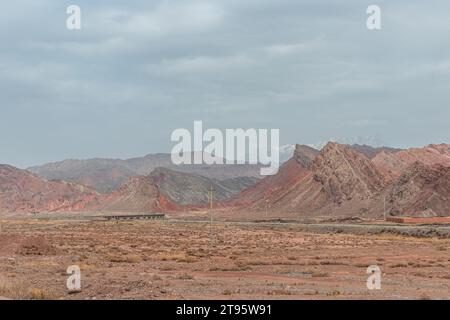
top-left (0, 218), bottom-right (450, 300)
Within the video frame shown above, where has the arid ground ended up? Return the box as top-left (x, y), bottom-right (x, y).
top-left (1, 217), bottom-right (450, 300)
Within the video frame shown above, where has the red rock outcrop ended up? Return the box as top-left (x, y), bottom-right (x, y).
top-left (0, 164), bottom-right (255, 214)
top-left (0, 164), bottom-right (99, 213)
top-left (384, 162), bottom-right (450, 217)
top-left (93, 176), bottom-right (181, 213)
top-left (229, 143), bottom-right (386, 217)
top-left (372, 144), bottom-right (450, 182)
top-left (227, 142), bottom-right (450, 219)
top-left (311, 143), bottom-right (385, 204)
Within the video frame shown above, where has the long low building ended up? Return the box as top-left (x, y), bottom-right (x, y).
top-left (104, 213), bottom-right (165, 221)
top-left (387, 217), bottom-right (450, 224)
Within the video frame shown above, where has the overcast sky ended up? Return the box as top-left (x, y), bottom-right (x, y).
top-left (1, 0), bottom-right (449, 168)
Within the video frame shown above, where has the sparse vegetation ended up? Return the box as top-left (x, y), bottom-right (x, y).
top-left (1, 218), bottom-right (450, 299)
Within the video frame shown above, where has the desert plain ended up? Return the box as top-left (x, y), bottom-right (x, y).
top-left (1, 216), bottom-right (450, 300)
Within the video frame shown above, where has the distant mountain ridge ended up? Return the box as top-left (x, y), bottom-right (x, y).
top-left (28, 152), bottom-right (262, 194)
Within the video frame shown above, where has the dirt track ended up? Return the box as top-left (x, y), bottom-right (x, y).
top-left (1, 218), bottom-right (450, 300)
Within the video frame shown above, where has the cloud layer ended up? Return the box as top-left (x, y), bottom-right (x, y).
top-left (1, 0), bottom-right (449, 167)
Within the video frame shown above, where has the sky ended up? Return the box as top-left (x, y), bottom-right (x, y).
top-left (1, 0), bottom-right (449, 168)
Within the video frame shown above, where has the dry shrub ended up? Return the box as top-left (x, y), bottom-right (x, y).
top-left (311, 271), bottom-right (329, 277)
top-left (16, 237), bottom-right (57, 256)
top-left (29, 288), bottom-right (51, 300)
top-left (390, 263), bottom-right (408, 268)
top-left (267, 289), bottom-right (292, 296)
top-left (105, 253), bottom-right (142, 263)
top-left (0, 279), bottom-right (54, 300)
top-left (125, 254), bottom-right (142, 263)
top-left (0, 279), bottom-right (29, 299)
top-left (105, 253), bottom-right (126, 263)
top-left (176, 255), bottom-right (198, 263)
top-left (177, 273), bottom-right (194, 280)
top-left (158, 252), bottom-right (198, 263)
top-left (222, 289), bottom-right (233, 295)
top-left (247, 260), bottom-right (268, 266)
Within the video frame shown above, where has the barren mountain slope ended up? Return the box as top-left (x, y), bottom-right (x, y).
top-left (28, 153), bottom-right (262, 193)
top-left (0, 164), bottom-right (99, 213)
top-left (372, 144), bottom-right (450, 181)
top-left (228, 143), bottom-right (388, 218)
top-left (149, 167), bottom-right (258, 206)
top-left (227, 145), bottom-right (318, 207)
top-left (383, 162), bottom-right (450, 217)
top-left (73, 168), bottom-right (258, 213)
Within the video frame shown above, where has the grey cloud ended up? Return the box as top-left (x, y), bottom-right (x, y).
top-left (0, 0), bottom-right (449, 167)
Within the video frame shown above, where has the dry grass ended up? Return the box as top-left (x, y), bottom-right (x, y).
top-left (0, 280), bottom-right (29, 299)
top-left (267, 289), bottom-right (292, 296)
top-left (0, 279), bottom-right (53, 300)
top-left (176, 273), bottom-right (194, 280)
top-left (390, 263), bottom-right (409, 268)
top-left (311, 271), bottom-right (330, 278)
top-left (29, 288), bottom-right (52, 300)
top-left (105, 253), bottom-right (142, 263)
top-left (1, 218), bottom-right (450, 299)
top-left (156, 252), bottom-right (198, 263)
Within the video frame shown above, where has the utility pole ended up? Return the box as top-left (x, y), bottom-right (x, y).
top-left (383, 195), bottom-right (387, 221)
top-left (209, 185), bottom-right (214, 235)
top-left (208, 185), bottom-right (215, 265)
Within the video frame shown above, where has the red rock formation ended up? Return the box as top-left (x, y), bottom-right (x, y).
top-left (227, 143), bottom-right (449, 219)
top-left (312, 143), bottom-right (385, 203)
top-left (372, 144), bottom-right (450, 182)
top-left (226, 145), bottom-right (318, 208)
top-left (2, 142), bottom-right (449, 219)
top-left (0, 164), bottom-right (99, 213)
top-left (384, 162), bottom-right (450, 217)
top-left (0, 164), bottom-right (252, 214)
top-left (229, 143), bottom-right (386, 217)
top-left (94, 176), bottom-right (181, 212)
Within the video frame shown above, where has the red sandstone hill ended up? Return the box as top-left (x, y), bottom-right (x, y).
top-left (383, 162), bottom-right (450, 217)
top-left (228, 143), bottom-right (450, 219)
top-left (91, 175), bottom-right (181, 213)
top-left (372, 144), bottom-right (450, 182)
top-left (0, 165), bottom-right (256, 214)
top-left (0, 164), bottom-right (178, 214)
top-left (0, 164), bottom-right (99, 213)
top-left (228, 143), bottom-right (386, 217)
top-left (311, 143), bottom-right (386, 203)
top-left (227, 145), bottom-right (318, 208)
top-left (91, 168), bottom-right (257, 212)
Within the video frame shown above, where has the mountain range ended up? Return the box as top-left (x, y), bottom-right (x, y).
top-left (1, 142), bottom-right (449, 219)
top-left (227, 143), bottom-right (450, 218)
top-left (28, 152), bottom-right (262, 194)
top-left (0, 165), bottom-right (257, 214)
